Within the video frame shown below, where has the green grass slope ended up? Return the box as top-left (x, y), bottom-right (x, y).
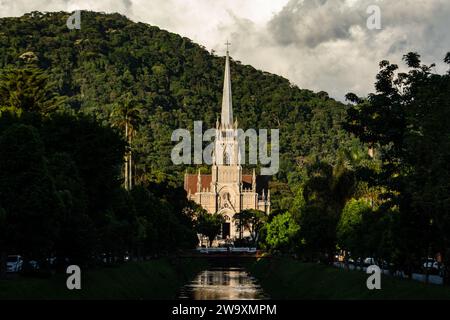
top-left (249, 258), bottom-right (450, 300)
top-left (0, 258), bottom-right (206, 300)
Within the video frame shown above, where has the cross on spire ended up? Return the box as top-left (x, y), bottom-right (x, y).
top-left (225, 40), bottom-right (231, 54)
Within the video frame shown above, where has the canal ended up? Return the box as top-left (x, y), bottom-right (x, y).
top-left (178, 263), bottom-right (268, 300)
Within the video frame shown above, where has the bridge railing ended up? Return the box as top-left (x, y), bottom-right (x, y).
top-left (196, 247), bottom-right (257, 254)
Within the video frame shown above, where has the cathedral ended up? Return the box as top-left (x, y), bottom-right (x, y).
top-left (184, 47), bottom-right (270, 244)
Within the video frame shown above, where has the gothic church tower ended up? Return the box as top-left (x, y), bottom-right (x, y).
top-left (184, 45), bottom-right (270, 244)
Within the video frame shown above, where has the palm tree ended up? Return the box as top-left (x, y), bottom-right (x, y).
top-left (110, 93), bottom-right (144, 190)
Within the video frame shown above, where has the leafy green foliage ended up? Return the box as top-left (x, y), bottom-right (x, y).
top-left (337, 198), bottom-right (372, 258)
top-left (264, 212), bottom-right (300, 251)
top-left (0, 67), bottom-right (66, 115)
top-left (345, 51), bottom-right (450, 279)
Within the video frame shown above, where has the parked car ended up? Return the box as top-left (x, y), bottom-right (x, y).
top-left (7, 255), bottom-right (23, 273)
top-left (364, 257), bottom-right (376, 266)
top-left (423, 258), bottom-right (440, 274)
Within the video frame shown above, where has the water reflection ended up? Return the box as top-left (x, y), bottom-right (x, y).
top-left (178, 267), bottom-right (268, 300)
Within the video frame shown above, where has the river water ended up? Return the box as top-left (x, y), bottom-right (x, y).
top-left (178, 266), bottom-right (268, 300)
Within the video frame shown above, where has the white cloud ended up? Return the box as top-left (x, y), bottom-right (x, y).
top-left (0, 0), bottom-right (448, 101)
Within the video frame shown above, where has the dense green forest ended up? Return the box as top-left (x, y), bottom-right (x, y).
top-left (1, 11), bottom-right (449, 287)
top-left (0, 11), bottom-right (360, 195)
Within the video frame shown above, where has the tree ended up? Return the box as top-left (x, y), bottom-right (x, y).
top-left (41, 113), bottom-right (126, 226)
top-left (233, 209), bottom-right (267, 245)
top-left (0, 124), bottom-right (61, 265)
top-left (344, 52), bottom-right (450, 282)
top-left (265, 212), bottom-right (300, 251)
top-left (337, 198), bottom-right (372, 262)
top-left (110, 93), bottom-right (144, 190)
top-left (0, 67), bottom-right (66, 115)
top-left (47, 152), bottom-right (94, 264)
top-left (195, 211), bottom-right (225, 247)
top-left (296, 158), bottom-right (356, 262)
top-left (130, 186), bottom-right (158, 256)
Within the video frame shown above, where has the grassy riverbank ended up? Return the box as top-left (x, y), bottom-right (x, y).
top-left (248, 257), bottom-right (450, 299)
top-left (0, 257), bottom-right (207, 299)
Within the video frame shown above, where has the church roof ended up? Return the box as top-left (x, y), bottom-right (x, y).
top-left (184, 174), bottom-right (212, 194)
top-left (184, 174), bottom-right (269, 195)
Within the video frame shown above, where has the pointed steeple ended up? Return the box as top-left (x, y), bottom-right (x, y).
top-left (221, 42), bottom-right (233, 127)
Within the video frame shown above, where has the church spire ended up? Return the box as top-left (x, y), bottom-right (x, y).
top-left (221, 41), bottom-right (233, 127)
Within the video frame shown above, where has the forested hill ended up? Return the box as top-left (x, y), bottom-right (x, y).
top-left (0, 11), bottom-right (360, 191)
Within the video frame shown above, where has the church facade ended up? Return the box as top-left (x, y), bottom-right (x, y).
top-left (184, 48), bottom-right (270, 243)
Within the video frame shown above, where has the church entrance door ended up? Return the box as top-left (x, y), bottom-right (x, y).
top-left (222, 223), bottom-right (230, 239)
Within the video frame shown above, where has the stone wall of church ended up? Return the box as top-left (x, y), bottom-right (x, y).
top-left (195, 192), bottom-right (217, 214)
top-left (258, 200), bottom-right (269, 212)
top-left (241, 192), bottom-right (258, 210)
top-left (215, 165), bottom-right (241, 183)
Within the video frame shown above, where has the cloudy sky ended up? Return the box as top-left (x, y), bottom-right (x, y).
top-left (0, 0), bottom-right (449, 101)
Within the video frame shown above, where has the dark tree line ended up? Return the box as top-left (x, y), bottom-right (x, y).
top-left (344, 52), bottom-right (450, 281)
top-left (258, 52), bottom-right (450, 285)
top-left (0, 66), bottom-right (197, 277)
